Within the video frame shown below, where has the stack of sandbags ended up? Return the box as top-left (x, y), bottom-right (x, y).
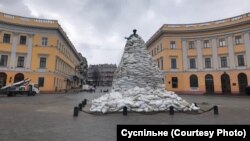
top-left (90, 87), bottom-right (199, 113)
top-left (112, 34), bottom-right (164, 92)
top-left (90, 31), bottom-right (199, 113)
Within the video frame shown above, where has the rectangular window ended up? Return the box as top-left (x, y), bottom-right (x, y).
top-left (42, 37), bottom-right (48, 46)
top-left (38, 77), bottom-right (44, 87)
top-left (157, 59), bottom-right (160, 68)
top-left (0, 55), bottom-right (8, 66)
top-left (203, 40), bottom-right (209, 48)
top-left (160, 57), bottom-right (164, 70)
top-left (171, 58), bottom-right (177, 69)
top-left (3, 33), bottom-right (11, 43)
top-left (205, 58), bottom-right (211, 68)
top-left (235, 36), bottom-right (242, 45)
top-left (189, 41), bottom-right (194, 49)
top-left (189, 58), bottom-right (196, 69)
top-left (190, 75), bottom-right (198, 87)
top-left (237, 55), bottom-right (245, 66)
top-left (172, 77), bottom-right (178, 88)
top-left (170, 41), bottom-right (176, 49)
top-left (20, 36), bottom-right (27, 45)
top-left (39, 57), bottom-right (47, 68)
top-left (219, 39), bottom-right (226, 47)
top-left (154, 48), bottom-right (156, 55)
top-left (160, 43), bottom-right (163, 51)
top-left (17, 56), bottom-right (24, 68)
top-left (157, 45), bottom-right (160, 53)
top-left (221, 56), bottom-right (227, 68)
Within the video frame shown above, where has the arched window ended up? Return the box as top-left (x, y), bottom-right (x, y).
top-left (190, 74), bottom-right (198, 87)
top-left (14, 73), bottom-right (24, 83)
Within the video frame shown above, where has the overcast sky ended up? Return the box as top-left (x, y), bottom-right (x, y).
top-left (0, 0), bottom-right (250, 65)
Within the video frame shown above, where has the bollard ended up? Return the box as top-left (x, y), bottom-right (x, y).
top-left (169, 106), bottom-right (174, 115)
top-left (29, 85), bottom-right (32, 96)
top-left (79, 103), bottom-right (83, 111)
top-left (123, 106), bottom-right (127, 116)
top-left (82, 101), bottom-right (85, 107)
top-left (213, 105), bottom-right (219, 115)
top-left (82, 99), bottom-right (87, 107)
top-left (73, 106), bottom-right (79, 117)
top-left (194, 102), bottom-right (198, 107)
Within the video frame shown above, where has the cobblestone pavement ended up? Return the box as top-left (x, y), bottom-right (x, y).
top-left (0, 87), bottom-right (250, 141)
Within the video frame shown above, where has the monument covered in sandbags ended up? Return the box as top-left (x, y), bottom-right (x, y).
top-left (90, 30), bottom-right (199, 113)
top-left (112, 30), bottom-right (164, 91)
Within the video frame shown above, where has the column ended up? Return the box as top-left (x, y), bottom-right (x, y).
top-left (25, 34), bottom-right (33, 69)
top-left (244, 33), bottom-right (250, 68)
top-left (182, 39), bottom-right (187, 71)
top-left (212, 38), bottom-right (219, 69)
top-left (196, 40), bottom-right (203, 70)
top-left (227, 36), bottom-right (235, 69)
top-left (10, 32), bottom-right (18, 69)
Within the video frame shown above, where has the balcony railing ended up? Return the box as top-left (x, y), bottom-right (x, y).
top-left (164, 12), bottom-right (249, 29)
top-left (1, 12), bottom-right (56, 25)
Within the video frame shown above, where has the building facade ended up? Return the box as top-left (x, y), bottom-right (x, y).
top-left (147, 12), bottom-right (250, 94)
top-left (87, 64), bottom-right (117, 86)
top-left (0, 12), bottom-right (83, 92)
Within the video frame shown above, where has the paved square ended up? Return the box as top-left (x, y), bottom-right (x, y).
top-left (1, 88), bottom-right (250, 141)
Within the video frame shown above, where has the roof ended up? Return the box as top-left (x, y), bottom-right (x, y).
top-left (0, 12), bottom-right (81, 61)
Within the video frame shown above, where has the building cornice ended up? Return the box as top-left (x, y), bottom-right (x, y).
top-left (146, 12), bottom-right (250, 48)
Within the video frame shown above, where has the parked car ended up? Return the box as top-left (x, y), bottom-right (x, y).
top-left (82, 85), bottom-right (95, 92)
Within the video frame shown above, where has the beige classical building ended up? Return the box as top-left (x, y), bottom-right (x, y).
top-left (147, 12), bottom-right (250, 94)
top-left (0, 12), bottom-right (83, 92)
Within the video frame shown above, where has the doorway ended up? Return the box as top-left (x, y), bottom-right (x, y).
top-left (205, 74), bottom-right (214, 94)
top-left (238, 73), bottom-right (248, 94)
top-left (0, 72), bottom-right (7, 88)
top-left (221, 73), bottom-right (231, 94)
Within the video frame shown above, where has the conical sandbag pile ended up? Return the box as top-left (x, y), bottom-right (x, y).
top-left (90, 30), bottom-right (199, 113)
